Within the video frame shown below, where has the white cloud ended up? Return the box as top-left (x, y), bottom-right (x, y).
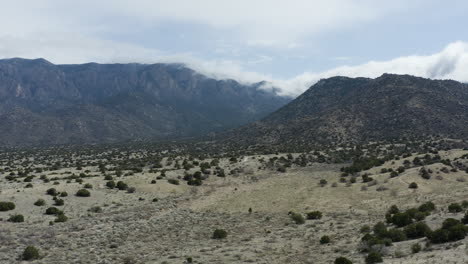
top-left (173, 41), bottom-right (468, 97)
top-left (272, 41), bottom-right (468, 96)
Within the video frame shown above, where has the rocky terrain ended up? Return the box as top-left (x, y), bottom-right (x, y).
top-left (0, 58), bottom-right (290, 146)
top-left (0, 140), bottom-right (467, 263)
top-left (225, 74), bottom-right (468, 148)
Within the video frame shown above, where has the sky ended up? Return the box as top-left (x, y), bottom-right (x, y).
top-left (0, 0), bottom-right (467, 96)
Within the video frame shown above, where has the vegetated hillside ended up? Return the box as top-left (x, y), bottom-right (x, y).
top-left (226, 74), bottom-right (468, 147)
top-left (0, 58), bottom-right (290, 146)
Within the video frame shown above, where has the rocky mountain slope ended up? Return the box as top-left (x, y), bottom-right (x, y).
top-left (0, 58), bottom-right (290, 146)
top-left (226, 74), bottom-right (468, 147)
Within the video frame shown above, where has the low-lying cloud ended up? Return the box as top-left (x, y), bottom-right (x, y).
top-left (179, 41), bottom-right (468, 96)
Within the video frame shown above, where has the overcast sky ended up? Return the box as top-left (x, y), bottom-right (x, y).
top-left (1, 0), bottom-right (467, 96)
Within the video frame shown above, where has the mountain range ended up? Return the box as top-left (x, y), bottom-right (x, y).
top-left (225, 74), bottom-right (468, 147)
top-left (0, 58), bottom-right (290, 146)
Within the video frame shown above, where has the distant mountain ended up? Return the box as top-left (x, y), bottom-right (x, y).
top-left (0, 58), bottom-right (290, 146)
top-left (225, 74), bottom-right (468, 147)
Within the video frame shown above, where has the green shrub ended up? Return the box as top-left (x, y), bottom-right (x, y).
top-left (306, 211), bottom-right (323, 220)
top-left (46, 188), bottom-right (57, 196)
top-left (387, 205), bottom-right (399, 215)
top-left (8, 214), bottom-right (24, 223)
top-left (34, 199), bottom-right (46, 206)
top-left (55, 213), bottom-right (68, 223)
top-left (404, 222), bottom-right (431, 239)
top-left (462, 212), bottom-right (468, 224)
top-left (22, 246), bottom-right (40, 260)
top-left (365, 251), bottom-right (383, 264)
top-left (84, 183), bottom-right (93, 189)
top-left (290, 212), bottom-right (305, 224)
top-left (212, 229), bottom-right (228, 239)
top-left (411, 243), bottom-right (421, 253)
top-left (76, 189), bottom-right (90, 197)
top-left (418, 201), bottom-right (435, 213)
top-left (447, 224), bottom-right (467, 241)
top-left (60, 191), bottom-right (68, 197)
top-left (408, 182), bottom-right (418, 189)
top-left (106, 180), bottom-right (116, 189)
top-left (54, 199), bottom-right (64, 206)
top-left (442, 218), bottom-right (461, 229)
top-left (116, 181), bottom-right (128, 190)
top-left (104, 175), bottom-right (113, 181)
top-left (428, 229), bottom-right (449, 244)
top-left (392, 212), bottom-right (413, 227)
top-left (320, 235), bottom-right (330, 244)
top-left (448, 203), bottom-right (463, 213)
top-left (45, 207), bottom-right (62, 215)
top-left (0, 201), bottom-right (15, 211)
top-left (373, 222), bottom-right (388, 237)
top-left (387, 228), bottom-right (407, 242)
top-left (334, 257), bottom-right (353, 264)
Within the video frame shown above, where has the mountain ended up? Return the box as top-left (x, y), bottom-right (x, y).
top-left (225, 74), bottom-right (468, 147)
top-left (0, 58), bottom-right (290, 146)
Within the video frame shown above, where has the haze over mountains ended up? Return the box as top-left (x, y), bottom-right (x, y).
top-left (226, 74), bottom-right (468, 147)
top-left (0, 58), bottom-right (290, 146)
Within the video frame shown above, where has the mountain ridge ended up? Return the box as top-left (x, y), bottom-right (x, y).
top-left (0, 58), bottom-right (291, 146)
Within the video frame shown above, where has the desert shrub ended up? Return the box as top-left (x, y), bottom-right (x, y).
top-left (387, 205), bottom-right (399, 215)
top-left (106, 180), bottom-right (116, 189)
top-left (167, 179), bottom-right (179, 185)
top-left (0, 201), bottom-right (15, 211)
top-left (22, 246), bottom-right (40, 260)
top-left (8, 214), bottom-right (24, 223)
top-left (428, 229), bottom-right (449, 243)
top-left (392, 212), bottom-right (413, 227)
top-left (84, 183), bottom-right (93, 189)
top-left (334, 257), bottom-right (353, 264)
top-left (25, 183), bottom-right (33, 188)
top-left (448, 203), bottom-right (463, 213)
top-left (373, 222), bottom-right (388, 238)
top-left (46, 188), bottom-right (57, 196)
top-left (462, 212), bottom-right (468, 224)
top-left (413, 212), bottom-right (427, 221)
top-left (212, 229), bottom-right (228, 239)
top-left (290, 212), bottom-right (305, 224)
top-left (127, 187), bottom-right (136, 193)
top-left (54, 199), bottom-right (64, 206)
top-left (461, 200), bottom-right (468, 208)
top-left (76, 189), bottom-right (90, 197)
top-left (411, 243), bottom-right (421, 253)
top-left (45, 207), bottom-right (62, 215)
top-left (151, 180), bottom-right (156, 184)
top-left (116, 181), bottom-right (128, 190)
top-left (187, 178), bottom-right (202, 186)
top-left (104, 175), bottom-right (113, 181)
top-left (152, 198), bottom-right (158, 202)
top-left (360, 225), bottom-right (371, 233)
top-left (55, 213), bottom-right (68, 223)
top-left (390, 171), bottom-right (398, 178)
top-left (60, 191), bottom-right (68, 197)
top-left (88, 206), bottom-right (103, 213)
top-left (404, 222), bottom-right (431, 239)
top-left (442, 218), bottom-right (461, 229)
top-left (365, 251), bottom-right (383, 264)
top-left (408, 182), bottom-right (418, 189)
top-left (418, 201), bottom-right (435, 213)
top-left (319, 179), bottom-right (328, 186)
top-left (387, 228), bottom-right (407, 242)
top-left (307, 211), bottom-right (323, 220)
top-left (34, 199), bottom-right (46, 206)
top-left (447, 224), bottom-right (467, 241)
top-left (320, 235), bottom-right (330, 244)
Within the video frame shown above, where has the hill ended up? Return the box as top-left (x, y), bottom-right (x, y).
top-left (225, 74), bottom-right (468, 148)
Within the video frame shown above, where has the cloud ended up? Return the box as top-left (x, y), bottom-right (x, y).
top-left (173, 41), bottom-right (468, 97)
top-left (271, 41), bottom-right (468, 96)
